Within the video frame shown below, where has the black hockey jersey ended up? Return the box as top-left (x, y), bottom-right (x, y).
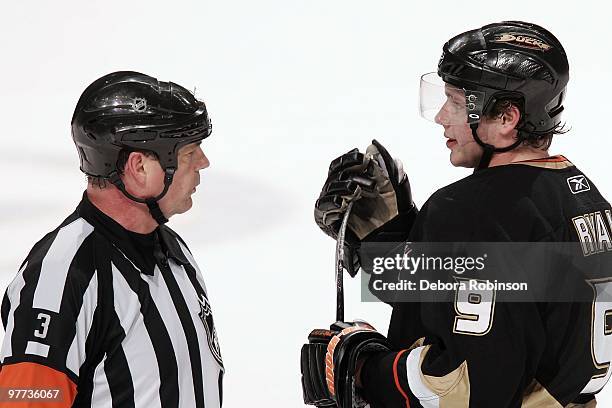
top-left (361, 156), bottom-right (611, 407)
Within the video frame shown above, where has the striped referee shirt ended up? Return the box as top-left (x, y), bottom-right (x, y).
top-left (0, 193), bottom-right (224, 407)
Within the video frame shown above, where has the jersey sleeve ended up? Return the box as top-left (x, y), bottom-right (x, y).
top-left (360, 300), bottom-right (551, 407)
top-left (0, 225), bottom-right (99, 403)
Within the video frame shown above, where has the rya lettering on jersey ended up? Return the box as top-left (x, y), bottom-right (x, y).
top-left (572, 210), bottom-right (612, 256)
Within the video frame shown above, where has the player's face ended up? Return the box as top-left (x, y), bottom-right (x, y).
top-left (157, 142), bottom-right (210, 218)
top-left (434, 86), bottom-right (482, 168)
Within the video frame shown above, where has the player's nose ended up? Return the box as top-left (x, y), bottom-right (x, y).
top-left (434, 108), bottom-right (446, 126)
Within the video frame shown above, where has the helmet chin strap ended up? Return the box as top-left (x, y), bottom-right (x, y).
top-left (108, 168), bottom-right (176, 225)
top-left (470, 123), bottom-right (522, 172)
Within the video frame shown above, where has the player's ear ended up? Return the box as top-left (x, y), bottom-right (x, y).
top-left (499, 104), bottom-right (521, 136)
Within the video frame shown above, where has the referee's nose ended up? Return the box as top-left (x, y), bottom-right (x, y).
top-left (195, 146), bottom-right (210, 171)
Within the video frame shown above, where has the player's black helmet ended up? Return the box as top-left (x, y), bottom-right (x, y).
top-left (437, 21), bottom-right (569, 137)
top-left (71, 71), bottom-right (212, 224)
top-left (72, 71), bottom-right (211, 179)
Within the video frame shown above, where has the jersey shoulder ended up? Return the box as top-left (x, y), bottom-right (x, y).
top-left (18, 209), bottom-right (98, 283)
top-left (412, 156), bottom-right (610, 241)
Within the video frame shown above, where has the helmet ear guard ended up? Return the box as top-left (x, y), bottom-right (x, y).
top-left (482, 91), bottom-right (524, 117)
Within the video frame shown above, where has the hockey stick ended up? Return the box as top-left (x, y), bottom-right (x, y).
top-left (335, 201), bottom-right (354, 323)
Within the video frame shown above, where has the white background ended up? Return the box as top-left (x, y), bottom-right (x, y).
top-left (1, 1), bottom-right (611, 406)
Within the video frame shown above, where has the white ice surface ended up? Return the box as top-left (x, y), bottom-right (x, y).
top-left (1, 1), bottom-right (611, 406)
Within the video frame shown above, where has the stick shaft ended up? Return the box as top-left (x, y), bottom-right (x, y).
top-left (335, 201), bottom-right (354, 323)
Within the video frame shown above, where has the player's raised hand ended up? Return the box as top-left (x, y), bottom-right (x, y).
top-left (315, 148), bottom-right (374, 236)
top-left (314, 140), bottom-right (418, 276)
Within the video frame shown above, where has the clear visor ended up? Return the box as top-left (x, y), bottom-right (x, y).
top-left (419, 72), bottom-right (485, 125)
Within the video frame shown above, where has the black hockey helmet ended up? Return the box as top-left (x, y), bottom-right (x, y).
top-left (421, 21), bottom-right (569, 170)
top-left (72, 71), bottom-right (212, 223)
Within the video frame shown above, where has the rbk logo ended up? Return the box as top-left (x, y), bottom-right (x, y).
top-left (197, 293), bottom-right (223, 367)
top-left (567, 175), bottom-right (590, 194)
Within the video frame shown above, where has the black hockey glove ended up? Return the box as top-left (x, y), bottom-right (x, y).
top-left (300, 321), bottom-right (391, 408)
top-left (314, 140), bottom-right (418, 276)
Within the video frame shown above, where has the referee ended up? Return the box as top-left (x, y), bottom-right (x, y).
top-left (0, 72), bottom-right (224, 407)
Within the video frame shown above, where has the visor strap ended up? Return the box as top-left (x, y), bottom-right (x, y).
top-left (146, 200), bottom-right (169, 225)
top-left (108, 168), bottom-right (175, 224)
top-left (471, 124), bottom-right (524, 171)
top-left (471, 124), bottom-right (494, 171)
top-left (495, 138), bottom-right (524, 153)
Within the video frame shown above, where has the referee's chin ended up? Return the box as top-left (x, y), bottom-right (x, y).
top-left (160, 196), bottom-right (194, 221)
top-left (175, 197), bottom-right (195, 217)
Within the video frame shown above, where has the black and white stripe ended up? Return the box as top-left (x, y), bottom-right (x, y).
top-left (1, 200), bottom-right (224, 407)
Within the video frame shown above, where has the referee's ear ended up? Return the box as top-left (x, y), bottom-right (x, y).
top-left (122, 152), bottom-right (163, 198)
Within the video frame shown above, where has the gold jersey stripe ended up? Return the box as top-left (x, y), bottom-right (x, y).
top-left (409, 339), bottom-right (471, 408)
top-left (510, 155), bottom-right (574, 170)
top-left (521, 380), bottom-right (563, 407)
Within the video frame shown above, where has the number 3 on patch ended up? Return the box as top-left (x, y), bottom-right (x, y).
top-left (453, 277), bottom-right (496, 336)
top-left (34, 313), bottom-right (51, 339)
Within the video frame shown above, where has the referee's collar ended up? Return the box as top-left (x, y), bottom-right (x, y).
top-left (77, 192), bottom-right (191, 275)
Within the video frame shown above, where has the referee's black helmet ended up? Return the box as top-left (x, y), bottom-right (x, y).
top-left (71, 71), bottom-right (212, 224)
top-left (71, 71), bottom-right (212, 179)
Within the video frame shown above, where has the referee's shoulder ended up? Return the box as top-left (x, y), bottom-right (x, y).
top-left (18, 211), bottom-right (101, 285)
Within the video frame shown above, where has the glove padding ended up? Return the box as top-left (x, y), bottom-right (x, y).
top-left (301, 321), bottom-right (391, 408)
top-left (314, 140), bottom-right (417, 276)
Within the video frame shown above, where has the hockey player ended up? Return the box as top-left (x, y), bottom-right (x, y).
top-left (301, 21), bottom-right (611, 406)
top-left (0, 72), bottom-right (224, 407)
